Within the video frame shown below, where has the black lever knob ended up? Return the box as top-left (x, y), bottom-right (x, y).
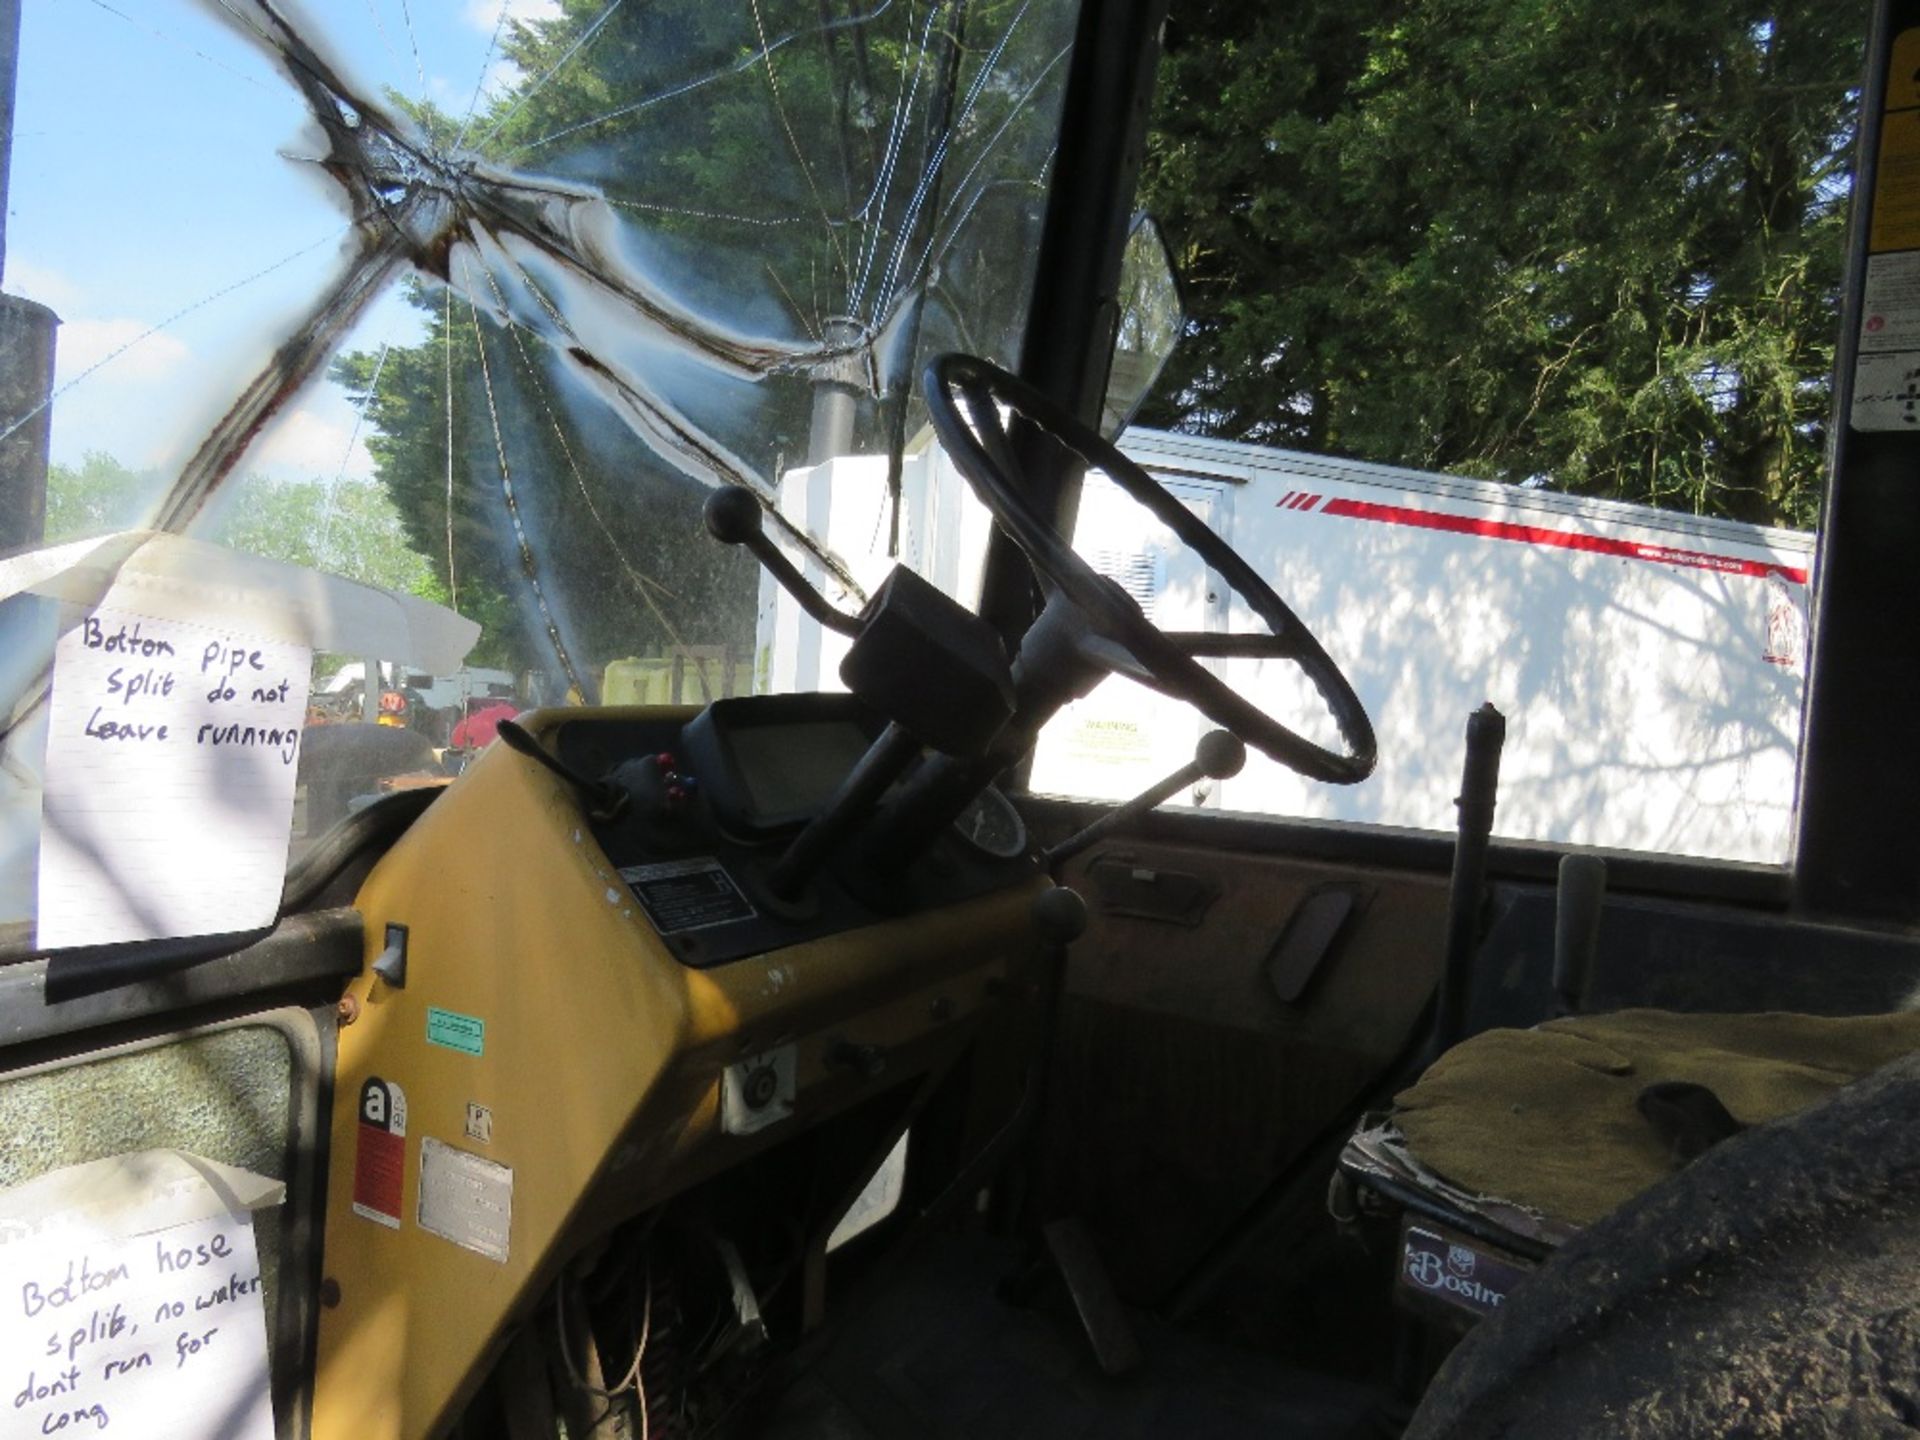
top-left (701, 486), bottom-right (862, 638)
top-left (1043, 730), bottom-right (1244, 867)
top-left (703, 485), bottom-right (764, 545)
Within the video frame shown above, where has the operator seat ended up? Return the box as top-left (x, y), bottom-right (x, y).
top-left (1337, 1005), bottom-right (1920, 1330)
top-left (1377, 1006), bottom-right (1920, 1229)
top-left (1398, 1043), bottom-right (1920, 1437)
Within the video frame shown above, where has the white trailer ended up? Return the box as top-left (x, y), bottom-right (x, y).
top-left (758, 429), bottom-right (1813, 864)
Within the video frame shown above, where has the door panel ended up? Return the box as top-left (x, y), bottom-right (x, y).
top-left (0, 1005), bottom-right (333, 1438)
top-left (1040, 835), bottom-right (1448, 1302)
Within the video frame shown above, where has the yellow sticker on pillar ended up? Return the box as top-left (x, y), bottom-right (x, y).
top-left (1889, 29), bottom-right (1920, 113)
top-left (1871, 108), bottom-right (1920, 254)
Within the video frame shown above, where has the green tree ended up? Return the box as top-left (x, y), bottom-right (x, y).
top-left (45, 450), bottom-right (443, 604)
top-left (1139, 0), bottom-right (1861, 529)
top-left (44, 452), bottom-right (156, 540)
top-left (330, 0), bottom-right (1068, 688)
top-left (209, 473), bottom-right (444, 598)
top-left (329, 301), bottom-right (760, 679)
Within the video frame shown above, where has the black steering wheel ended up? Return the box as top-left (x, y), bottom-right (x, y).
top-left (924, 352), bottom-right (1376, 786)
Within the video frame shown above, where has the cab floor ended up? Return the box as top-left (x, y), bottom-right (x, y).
top-left (752, 1233), bottom-right (1399, 1440)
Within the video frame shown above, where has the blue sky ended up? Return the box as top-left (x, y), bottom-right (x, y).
top-left (9, 0), bottom-right (559, 485)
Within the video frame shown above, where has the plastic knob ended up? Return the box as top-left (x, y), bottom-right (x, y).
top-left (703, 486), bottom-right (764, 545)
top-left (1031, 885), bottom-right (1090, 945)
top-left (1195, 730), bottom-right (1248, 780)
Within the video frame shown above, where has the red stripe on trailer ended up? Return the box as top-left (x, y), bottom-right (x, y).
top-left (1318, 497), bottom-right (1809, 585)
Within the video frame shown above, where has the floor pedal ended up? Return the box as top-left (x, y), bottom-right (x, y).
top-left (1042, 1217), bottom-right (1143, 1377)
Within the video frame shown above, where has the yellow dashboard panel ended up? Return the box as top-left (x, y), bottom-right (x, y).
top-left (311, 706), bottom-right (1046, 1439)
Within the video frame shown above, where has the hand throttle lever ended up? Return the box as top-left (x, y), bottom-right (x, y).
top-left (496, 719), bottom-right (630, 823)
top-left (1044, 730), bottom-right (1247, 867)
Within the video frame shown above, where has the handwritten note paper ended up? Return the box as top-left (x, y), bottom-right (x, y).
top-left (37, 606), bottom-right (312, 948)
top-left (0, 1210), bottom-right (274, 1440)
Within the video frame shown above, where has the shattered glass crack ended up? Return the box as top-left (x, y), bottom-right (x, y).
top-left (0, 0), bottom-right (1074, 928)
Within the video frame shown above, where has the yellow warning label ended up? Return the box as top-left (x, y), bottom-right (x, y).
top-left (1891, 29), bottom-right (1920, 112)
top-left (1871, 108), bottom-right (1920, 253)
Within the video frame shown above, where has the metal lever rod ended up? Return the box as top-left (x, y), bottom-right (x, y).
top-left (1044, 729), bottom-right (1246, 868)
top-left (1429, 702), bottom-right (1506, 1056)
top-left (767, 722), bottom-right (922, 900)
top-left (496, 719), bottom-right (629, 822)
top-left (704, 487), bottom-right (862, 638)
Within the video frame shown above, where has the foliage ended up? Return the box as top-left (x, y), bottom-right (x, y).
top-left (1138, 0), bottom-right (1863, 529)
top-left (329, 295), bottom-right (760, 679)
top-left (43, 451), bottom-right (154, 539)
top-left (45, 450), bottom-right (441, 598)
top-left (331, 0), bottom-right (1074, 687)
top-left (209, 473), bottom-right (444, 599)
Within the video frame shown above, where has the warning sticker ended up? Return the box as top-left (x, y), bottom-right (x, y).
top-left (1891, 28), bottom-right (1920, 111)
top-left (352, 1076), bottom-right (407, 1229)
top-left (620, 858), bottom-right (756, 934)
top-left (1851, 351), bottom-right (1920, 430)
top-left (1066, 716), bottom-right (1152, 764)
top-left (418, 1136), bottom-right (513, 1263)
top-left (1871, 110), bottom-right (1920, 254)
top-left (1860, 252), bottom-right (1920, 352)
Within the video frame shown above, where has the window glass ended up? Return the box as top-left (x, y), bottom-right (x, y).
top-left (1026, 2), bottom-right (1862, 863)
top-left (0, 0), bottom-right (1079, 944)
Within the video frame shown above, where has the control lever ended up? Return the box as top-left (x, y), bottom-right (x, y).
top-left (496, 719), bottom-right (630, 822)
top-left (1429, 702), bottom-right (1506, 1058)
top-left (767, 722), bottom-right (921, 901)
top-left (704, 487), bottom-right (862, 637)
top-left (1552, 854), bottom-right (1607, 1015)
top-left (1043, 730), bottom-right (1247, 868)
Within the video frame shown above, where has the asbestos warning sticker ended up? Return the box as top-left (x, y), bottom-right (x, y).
top-left (352, 1075), bottom-right (408, 1228)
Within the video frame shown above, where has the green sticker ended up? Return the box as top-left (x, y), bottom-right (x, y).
top-left (426, 1007), bottom-right (485, 1056)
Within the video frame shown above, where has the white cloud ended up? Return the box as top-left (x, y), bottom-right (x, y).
top-left (251, 404), bottom-right (374, 483)
top-left (463, 0), bottom-right (561, 33)
top-left (55, 318), bottom-right (191, 385)
top-left (6, 260), bottom-right (85, 314)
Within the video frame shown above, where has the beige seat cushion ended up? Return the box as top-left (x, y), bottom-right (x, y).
top-left (1393, 1009), bottom-right (1920, 1228)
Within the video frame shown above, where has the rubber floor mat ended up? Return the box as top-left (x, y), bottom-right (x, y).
top-left (755, 1234), bottom-right (1395, 1440)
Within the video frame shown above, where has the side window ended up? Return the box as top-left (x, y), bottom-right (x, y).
top-left (1022, 5), bottom-right (1861, 865)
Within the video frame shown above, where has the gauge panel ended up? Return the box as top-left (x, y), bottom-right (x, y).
top-left (548, 700), bottom-right (1037, 967)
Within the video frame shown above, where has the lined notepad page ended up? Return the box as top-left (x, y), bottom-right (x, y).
top-left (37, 606), bottom-right (311, 949)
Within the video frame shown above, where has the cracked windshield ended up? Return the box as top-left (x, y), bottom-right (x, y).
top-left (0, 0), bottom-right (1868, 948)
top-left (0, 0), bottom-right (1075, 942)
